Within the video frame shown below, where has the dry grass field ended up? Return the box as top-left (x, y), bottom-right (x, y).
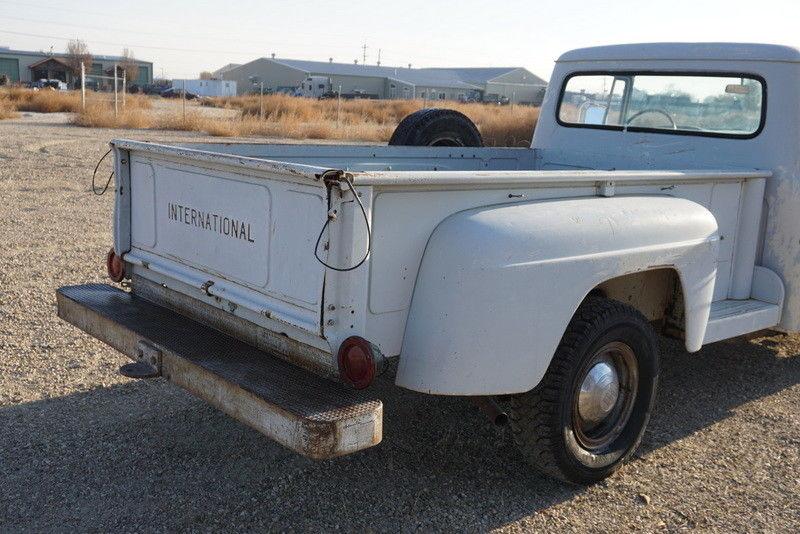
top-left (0, 89), bottom-right (539, 145)
top-left (197, 93), bottom-right (540, 145)
top-left (0, 100), bottom-right (18, 119)
top-left (0, 87), bottom-right (151, 113)
top-left (0, 87), bottom-right (84, 113)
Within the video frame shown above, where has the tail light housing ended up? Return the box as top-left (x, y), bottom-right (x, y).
top-left (106, 248), bottom-right (125, 282)
top-left (337, 336), bottom-right (384, 389)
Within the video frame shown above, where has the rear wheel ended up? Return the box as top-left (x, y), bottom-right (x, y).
top-left (510, 296), bottom-right (659, 484)
top-left (388, 108), bottom-right (483, 147)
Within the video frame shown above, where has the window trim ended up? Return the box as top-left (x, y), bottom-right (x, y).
top-left (556, 70), bottom-right (767, 140)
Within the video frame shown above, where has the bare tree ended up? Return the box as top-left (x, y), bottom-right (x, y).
top-left (65, 39), bottom-right (92, 79)
top-left (120, 48), bottom-right (139, 84)
top-left (199, 71), bottom-right (214, 80)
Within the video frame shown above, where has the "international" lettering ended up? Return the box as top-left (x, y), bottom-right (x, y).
top-left (167, 202), bottom-right (256, 243)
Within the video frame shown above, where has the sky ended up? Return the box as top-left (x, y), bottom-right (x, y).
top-left (0, 0), bottom-right (798, 80)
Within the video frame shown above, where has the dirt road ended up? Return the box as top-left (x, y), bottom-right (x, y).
top-left (1, 112), bottom-right (798, 532)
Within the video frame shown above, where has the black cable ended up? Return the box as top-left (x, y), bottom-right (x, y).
top-left (92, 148), bottom-right (114, 195)
top-left (314, 175), bottom-right (372, 272)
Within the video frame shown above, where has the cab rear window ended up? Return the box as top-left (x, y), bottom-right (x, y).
top-left (558, 73), bottom-right (765, 138)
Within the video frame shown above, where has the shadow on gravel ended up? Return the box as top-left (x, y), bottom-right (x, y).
top-left (1, 334), bottom-right (798, 532)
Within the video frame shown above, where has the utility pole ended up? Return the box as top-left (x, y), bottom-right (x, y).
top-left (377, 49), bottom-right (381, 66)
top-left (122, 69), bottom-right (126, 108)
top-left (361, 42), bottom-right (367, 65)
top-left (259, 81), bottom-right (264, 120)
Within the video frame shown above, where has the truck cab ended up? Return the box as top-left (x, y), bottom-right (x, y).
top-left (534, 43), bottom-right (800, 334)
top-left (58, 43), bottom-right (800, 484)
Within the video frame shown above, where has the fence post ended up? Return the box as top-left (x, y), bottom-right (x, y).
top-left (182, 79), bottom-right (186, 122)
top-left (113, 63), bottom-right (118, 118)
top-left (122, 70), bottom-right (126, 108)
top-left (260, 81), bottom-right (264, 120)
top-left (80, 61), bottom-right (85, 110)
top-left (337, 84), bottom-right (342, 127)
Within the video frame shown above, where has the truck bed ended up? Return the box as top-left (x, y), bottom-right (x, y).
top-left (110, 139), bottom-right (776, 375)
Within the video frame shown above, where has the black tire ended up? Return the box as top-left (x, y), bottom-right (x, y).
top-left (510, 296), bottom-right (659, 484)
top-left (388, 108), bottom-right (483, 147)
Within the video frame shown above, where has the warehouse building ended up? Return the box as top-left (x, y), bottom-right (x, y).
top-left (220, 57), bottom-right (546, 104)
top-left (211, 63), bottom-right (241, 78)
top-left (0, 47), bottom-right (153, 88)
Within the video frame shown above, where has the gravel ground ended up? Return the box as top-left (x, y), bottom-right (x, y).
top-left (1, 112), bottom-right (799, 533)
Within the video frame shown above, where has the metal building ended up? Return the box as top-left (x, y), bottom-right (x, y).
top-left (0, 47), bottom-right (153, 88)
top-left (211, 63), bottom-right (241, 78)
top-left (220, 57), bottom-right (547, 103)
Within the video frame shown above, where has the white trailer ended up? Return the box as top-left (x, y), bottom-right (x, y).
top-left (58, 43), bottom-right (800, 483)
top-left (171, 79), bottom-right (237, 97)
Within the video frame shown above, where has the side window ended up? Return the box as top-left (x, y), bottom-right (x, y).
top-left (559, 75), bottom-right (627, 126)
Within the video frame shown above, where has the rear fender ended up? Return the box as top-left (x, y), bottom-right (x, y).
top-left (395, 195), bottom-right (719, 395)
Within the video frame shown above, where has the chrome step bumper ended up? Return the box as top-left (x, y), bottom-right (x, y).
top-left (56, 284), bottom-right (382, 459)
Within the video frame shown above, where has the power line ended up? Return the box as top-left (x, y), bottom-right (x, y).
top-left (0, 28), bottom-right (283, 57)
top-left (0, 0), bottom-right (542, 69)
top-left (0, 0), bottom-right (188, 26)
top-left (0, 22), bottom-right (536, 72)
top-left (0, 0), bottom-right (363, 43)
top-left (0, 13), bottom-right (359, 52)
top-left (0, 28), bottom-right (449, 68)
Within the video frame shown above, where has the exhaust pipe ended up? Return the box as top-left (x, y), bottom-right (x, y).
top-left (471, 396), bottom-right (509, 427)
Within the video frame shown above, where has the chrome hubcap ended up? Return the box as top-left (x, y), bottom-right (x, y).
top-left (578, 360), bottom-right (620, 424)
top-left (572, 341), bottom-right (639, 451)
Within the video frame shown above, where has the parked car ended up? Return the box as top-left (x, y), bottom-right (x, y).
top-left (341, 90), bottom-right (379, 100)
top-left (482, 93), bottom-right (510, 105)
top-left (58, 42), bottom-right (798, 484)
top-left (160, 87), bottom-right (198, 99)
top-left (33, 78), bottom-right (68, 91)
top-left (140, 83), bottom-right (168, 95)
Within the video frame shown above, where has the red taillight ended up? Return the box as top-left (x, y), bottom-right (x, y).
top-left (106, 248), bottom-right (125, 282)
top-left (337, 336), bottom-right (383, 389)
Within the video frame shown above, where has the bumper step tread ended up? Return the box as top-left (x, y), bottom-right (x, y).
top-left (56, 283), bottom-right (382, 459)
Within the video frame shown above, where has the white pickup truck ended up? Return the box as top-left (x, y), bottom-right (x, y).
top-left (58, 43), bottom-right (800, 484)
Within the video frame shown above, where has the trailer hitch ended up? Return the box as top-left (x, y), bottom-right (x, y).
top-left (119, 340), bottom-right (162, 379)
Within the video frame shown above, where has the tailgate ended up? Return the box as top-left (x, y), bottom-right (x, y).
top-left (114, 141), bottom-right (331, 335)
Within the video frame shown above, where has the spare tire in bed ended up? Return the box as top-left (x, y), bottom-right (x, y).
top-left (388, 108), bottom-right (483, 147)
